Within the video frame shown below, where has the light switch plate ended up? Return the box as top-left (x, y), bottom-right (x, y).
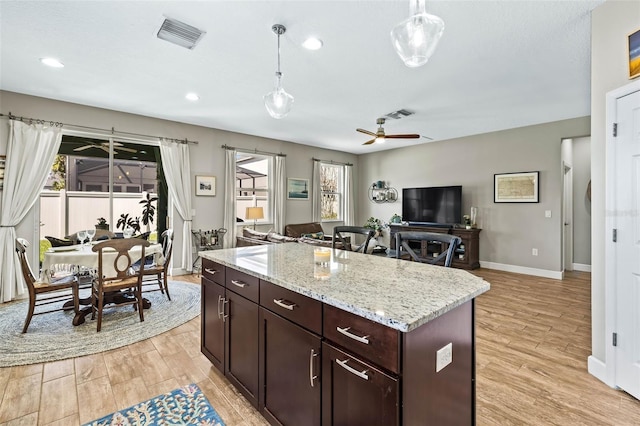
top-left (545, 210), bottom-right (552, 218)
top-left (436, 342), bottom-right (453, 372)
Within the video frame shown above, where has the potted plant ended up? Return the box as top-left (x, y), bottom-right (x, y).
top-left (363, 217), bottom-right (385, 238)
top-left (116, 213), bottom-right (141, 234)
top-left (140, 192), bottom-right (158, 232)
top-left (390, 213), bottom-right (402, 224)
top-left (463, 215), bottom-right (472, 229)
top-left (96, 217), bottom-right (109, 230)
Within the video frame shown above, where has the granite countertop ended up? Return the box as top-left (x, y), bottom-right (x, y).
top-left (200, 243), bottom-right (490, 332)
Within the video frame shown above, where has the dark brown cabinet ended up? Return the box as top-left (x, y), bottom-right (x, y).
top-left (389, 224), bottom-right (481, 270)
top-left (260, 308), bottom-right (321, 426)
top-left (201, 276), bottom-right (225, 371)
top-left (322, 342), bottom-right (398, 426)
top-left (225, 289), bottom-right (259, 407)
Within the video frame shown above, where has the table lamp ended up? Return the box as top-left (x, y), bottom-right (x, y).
top-left (245, 207), bottom-right (264, 230)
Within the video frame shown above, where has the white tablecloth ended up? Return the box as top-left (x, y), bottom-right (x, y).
top-left (42, 243), bottom-right (162, 279)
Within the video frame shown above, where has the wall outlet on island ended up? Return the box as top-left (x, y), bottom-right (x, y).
top-left (436, 343), bottom-right (453, 372)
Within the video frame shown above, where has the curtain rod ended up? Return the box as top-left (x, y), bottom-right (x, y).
top-left (221, 144), bottom-right (286, 157)
top-left (0, 112), bottom-right (199, 145)
top-left (313, 157), bottom-right (353, 167)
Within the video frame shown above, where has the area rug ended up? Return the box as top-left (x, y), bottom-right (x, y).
top-left (83, 383), bottom-right (225, 426)
top-left (0, 281), bottom-right (200, 367)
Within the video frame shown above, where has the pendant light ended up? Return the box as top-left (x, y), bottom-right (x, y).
top-left (264, 24), bottom-right (294, 119)
top-left (390, 0), bottom-right (444, 68)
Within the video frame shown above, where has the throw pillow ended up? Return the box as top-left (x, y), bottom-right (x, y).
top-left (301, 231), bottom-right (324, 240)
top-left (45, 236), bottom-right (75, 247)
top-left (243, 228), bottom-right (269, 240)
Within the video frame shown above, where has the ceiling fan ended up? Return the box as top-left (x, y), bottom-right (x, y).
top-left (73, 141), bottom-right (137, 154)
top-left (357, 118), bottom-right (420, 145)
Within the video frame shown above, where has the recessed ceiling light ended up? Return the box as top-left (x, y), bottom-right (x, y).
top-left (302, 37), bottom-right (323, 50)
top-left (40, 57), bottom-right (64, 68)
top-left (185, 93), bottom-right (199, 101)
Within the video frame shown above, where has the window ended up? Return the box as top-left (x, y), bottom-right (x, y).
top-left (236, 152), bottom-right (272, 223)
top-left (320, 163), bottom-right (343, 221)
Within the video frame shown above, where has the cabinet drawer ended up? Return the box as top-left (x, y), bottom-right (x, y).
top-left (226, 269), bottom-right (259, 303)
top-left (202, 259), bottom-right (225, 285)
top-left (323, 305), bottom-right (399, 374)
top-left (260, 281), bottom-right (322, 335)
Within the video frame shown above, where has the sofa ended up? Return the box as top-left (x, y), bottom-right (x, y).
top-left (236, 223), bottom-right (345, 248)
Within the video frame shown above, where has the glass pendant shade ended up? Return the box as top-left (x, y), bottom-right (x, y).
top-left (391, 1), bottom-right (444, 68)
top-left (264, 72), bottom-right (294, 119)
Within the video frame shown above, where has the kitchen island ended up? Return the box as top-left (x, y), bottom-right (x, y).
top-left (200, 243), bottom-right (490, 425)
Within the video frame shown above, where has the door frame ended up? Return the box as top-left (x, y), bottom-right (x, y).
top-left (604, 78), bottom-right (640, 388)
top-left (562, 161), bottom-right (573, 273)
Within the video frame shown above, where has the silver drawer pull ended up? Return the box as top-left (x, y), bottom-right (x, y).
top-left (221, 299), bottom-right (229, 322)
top-left (336, 326), bottom-right (370, 344)
top-left (217, 295), bottom-right (224, 319)
top-left (273, 298), bottom-right (296, 311)
top-left (309, 349), bottom-right (318, 387)
top-left (204, 268), bottom-right (217, 275)
top-left (230, 279), bottom-right (247, 288)
top-left (336, 358), bottom-right (369, 381)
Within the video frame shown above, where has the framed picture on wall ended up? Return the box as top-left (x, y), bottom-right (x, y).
top-left (195, 175), bottom-right (216, 196)
top-left (287, 178), bottom-right (309, 200)
top-left (629, 28), bottom-right (640, 79)
top-left (494, 171), bottom-right (539, 203)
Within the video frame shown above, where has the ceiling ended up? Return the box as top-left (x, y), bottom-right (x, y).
top-left (0, 1), bottom-right (603, 154)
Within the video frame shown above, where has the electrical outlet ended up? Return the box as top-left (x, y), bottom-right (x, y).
top-left (545, 210), bottom-right (552, 218)
top-left (436, 343), bottom-right (453, 372)
top-left (532, 248), bottom-right (538, 256)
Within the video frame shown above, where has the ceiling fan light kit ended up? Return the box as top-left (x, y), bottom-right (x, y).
top-left (391, 0), bottom-right (445, 68)
top-left (357, 118), bottom-right (420, 145)
top-left (264, 24), bottom-right (294, 119)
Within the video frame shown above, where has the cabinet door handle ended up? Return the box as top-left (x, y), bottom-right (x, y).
top-left (217, 295), bottom-right (223, 318)
top-left (221, 298), bottom-right (229, 322)
top-left (309, 349), bottom-right (318, 387)
top-left (336, 326), bottom-right (370, 344)
top-left (230, 279), bottom-right (247, 288)
top-left (204, 268), bottom-right (217, 275)
top-left (336, 358), bottom-right (369, 381)
top-left (273, 298), bottom-right (296, 311)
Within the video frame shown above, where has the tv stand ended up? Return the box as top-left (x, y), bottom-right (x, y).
top-left (389, 224), bottom-right (481, 270)
top-left (407, 222), bottom-right (453, 229)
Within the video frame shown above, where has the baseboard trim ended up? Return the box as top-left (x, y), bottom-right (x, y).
top-left (572, 263), bottom-right (592, 272)
top-left (479, 261), bottom-right (563, 279)
top-left (588, 355), bottom-right (610, 386)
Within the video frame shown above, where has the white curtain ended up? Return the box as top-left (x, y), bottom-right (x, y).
top-left (0, 120), bottom-right (62, 302)
top-left (223, 149), bottom-right (237, 248)
top-left (311, 159), bottom-right (322, 222)
top-left (344, 164), bottom-right (355, 226)
top-left (273, 155), bottom-right (286, 234)
top-left (159, 139), bottom-right (193, 273)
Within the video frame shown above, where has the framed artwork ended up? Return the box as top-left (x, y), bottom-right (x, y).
top-left (494, 171), bottom-right (539, 203)
top-left (288, 178), bottom-right (309, 200)
top-left (0, 155), bottom-right (5, 190)
top-left (629, 28), bottom-right (640, 79)
top-left (195, 175), bottom-right (216, 196)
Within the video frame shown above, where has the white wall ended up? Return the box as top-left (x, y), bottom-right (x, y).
top-left (590, 0), bottom-right (640, 368)
top-left (357, 117), bottom-right (590, 277)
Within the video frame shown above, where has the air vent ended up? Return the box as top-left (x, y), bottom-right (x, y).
top-left (385, 109), bottom-right (414, 120)
top-left (157, 18), bottom-right (205, 50)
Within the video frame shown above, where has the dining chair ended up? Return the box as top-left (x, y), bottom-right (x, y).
top-left (332, 226), bottom-right (375, 253)
top-left (139, 229), bottom-right (174, 300)
top-left (91, 238), bottom-right (150, 332)
top-left (394, 231), bottom-right (461, 267)
top-left (15, 238), bottom-right (80, 333)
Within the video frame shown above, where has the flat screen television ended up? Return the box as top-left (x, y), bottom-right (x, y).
top-left (402, 186), bottom-right (462, 226)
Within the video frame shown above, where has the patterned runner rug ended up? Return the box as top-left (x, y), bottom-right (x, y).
top-left (0, 281), bottom-right (200, 367)
top-left (82, 384), bottom-right (225, 426)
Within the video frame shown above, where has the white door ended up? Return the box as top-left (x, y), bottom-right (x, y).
top-left (563, 163), bottom-right (573, 272)
top-left (614, 89), bottom-right (640, 399)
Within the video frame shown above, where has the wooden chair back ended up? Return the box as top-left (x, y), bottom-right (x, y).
top-left (15, 238), bottom-right (37, 288)
top-left (395, 231), bottom-right (461, 267)
top-left (332, 226), bottom-right (375, 253)
top-left (92, 238), bottom-right (150, 281)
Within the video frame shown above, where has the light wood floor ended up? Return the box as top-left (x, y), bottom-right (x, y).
top-left (0, 270), bottom-right (638, 425)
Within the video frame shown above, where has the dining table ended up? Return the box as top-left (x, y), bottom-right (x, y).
top-left (42, 241), bottom-right (163, 326)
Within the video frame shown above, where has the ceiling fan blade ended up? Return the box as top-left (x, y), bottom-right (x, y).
top-left (115, 146), bottom-right (137, 153)
top-left (385, 134), bottom-right (421, 139)
top-left (421, 135), bottom-right (434, 140)
top-left (100, 146), bottom-right (111, 153)
top-left (356, 128), bottom-right (377, 137)
top-left (362, 138), bottom-right (377, 145)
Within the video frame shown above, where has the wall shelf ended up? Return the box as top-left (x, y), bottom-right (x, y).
top-left (368, 181), bottom-right (397, 203)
